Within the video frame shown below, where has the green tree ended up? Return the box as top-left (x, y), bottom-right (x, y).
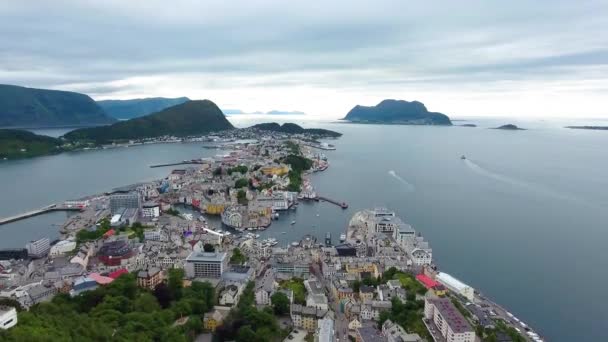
top-left (230, 248), bottom-right (248, 265)
top-left (168, 268), bottom-right (185, 301)
top-left (203, 243), bottom-right (215, 252)
top-left (237, 189), bottom-right (248, 205)
top-left (270, 292), bottom-right (290, 315)
top-left (235, 178), bottom-right (249, 188)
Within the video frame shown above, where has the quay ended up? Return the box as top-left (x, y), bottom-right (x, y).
top-left (302, 143), bottom-right (336, 150)
top-left (150, 160), bottom-right (205, 168)
top-left (0, 204), bottom-right (82, 226)
top-left (316, 195), bottom-right (348, 209)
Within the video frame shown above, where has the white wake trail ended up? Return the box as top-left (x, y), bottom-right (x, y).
top-left (463, 159), bottom-right (580, 203)
top-left (388, 170), bottom-right (415, 192)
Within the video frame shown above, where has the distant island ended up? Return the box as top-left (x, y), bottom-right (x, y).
top-left (64, 100), bottom-right (234, 144)
top-left (565, 126), bottom-right (608, 130)
top-left (266, 110), bottom-right (305, 115)
top-left (460, 124), bottom-right (477, 127)
top-left (343, 99), bottom-right (452, 125)
top-left (223, 110), bottom-right (305, 115)
top-left (0, 129), bottom-right (64, 159)
top-left (97, 97), bottom-right (190, 120)
top-left (250, 122), bottom-right (342, 138)
top-left (0, 84), bottom-right (116, 128)
top-left (494, 124), bottom-right (525, 130)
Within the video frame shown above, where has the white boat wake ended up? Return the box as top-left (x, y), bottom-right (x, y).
top-left (463, 159), bottom-right (583, 204)
top-left (388, 170), bottom-right (415, 192)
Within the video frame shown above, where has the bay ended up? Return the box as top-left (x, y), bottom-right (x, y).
top-left (2, 118), bottom-right (607, 341)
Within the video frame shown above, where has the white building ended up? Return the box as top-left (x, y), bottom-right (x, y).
top-left (436, 272), bottom-right (475, 301)
top-left (49, 240), bottom-right (77, 257)
top-left (144, 229), bottom-right (162, 241)
top-left (26, 238), bottom-right (50, 258)
top-left (142, 202), bottom-right (160, 218)
top-left (424, 297), bottom-right (475, 342)
top-left (317, 316), bottom-right (335, 342)
top-left (0, 306), bottom-right (17, 330)
top-left (382, 319), bottom-right (422, 342)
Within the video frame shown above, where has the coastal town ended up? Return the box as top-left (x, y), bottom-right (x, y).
top-left (0, 129), bottom-right (542, 342)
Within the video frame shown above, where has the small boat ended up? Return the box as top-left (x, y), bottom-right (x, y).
top-left (340, 233), bottom-right (346, 242)
top-left (316, 213), bottom-right (320, 217)
top-left (461, 155), bottom-right (466, 160)
top-left (281, 231), bottom-right (286, 234)
top-left (291, 220), bottom-right (296, 225)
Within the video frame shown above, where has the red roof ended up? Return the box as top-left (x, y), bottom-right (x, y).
top-left (109, 268), bottom-right (129, 279)
top-left (103, 229), bottom-right (115, 238)
top-left (416, 274), bottom-right (439, 289)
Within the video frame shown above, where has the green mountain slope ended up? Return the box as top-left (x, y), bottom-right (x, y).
top-left (0, 129), bottom-right (63, 159)
top-left (0, 84), bottom-right (116, 127)
top-left (344, 99), bottom-right (452, 125)
top-left (64, 100), bottom-right (234, 143)
top-left (97, 97), bottom-right (190, 119)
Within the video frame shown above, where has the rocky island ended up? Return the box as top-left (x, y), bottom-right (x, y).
top-left (343, 99), bottom-right (452, 125)
top-left (565, 126), bottom-right (608, 130)
top-left (494, 124), bottom-right (525, 130)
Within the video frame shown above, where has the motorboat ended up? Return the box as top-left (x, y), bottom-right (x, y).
top-left (291, 220), bottom-right (296, 225)
top-left (461, 155), bottom-right (466, 160)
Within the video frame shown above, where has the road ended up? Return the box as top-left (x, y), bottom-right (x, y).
top-left (310, 262), bottom-right (350, 341)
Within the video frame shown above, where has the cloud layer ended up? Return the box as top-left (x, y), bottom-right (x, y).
top-left (2, 0), bottom-right (608, 118)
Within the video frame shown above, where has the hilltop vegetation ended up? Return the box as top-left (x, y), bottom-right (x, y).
top-left (344, 99), bottom-right (452, 125)
top-left (0, 271), bottom-right (215, 341)
top-left (0, 129), bottom-right (64, 159)
top-left (251, 122), bottom-right (342, 138)
top-left (64, 100), bottom-right (234, 144)
top-left (97, 97), bottom-right (191, 119)
top-left (0, 84), bottom-right (115, 127)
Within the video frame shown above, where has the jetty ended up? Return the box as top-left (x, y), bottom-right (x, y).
top-left (316, 195), bottom-right (348, 209)
top-left (150, 160), bottom-right (205, 168)
top-left (0, 204), bottom-right (82, 226)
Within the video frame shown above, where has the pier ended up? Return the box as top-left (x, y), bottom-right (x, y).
top-left (150, 160), bottom-right (205, 168)
top-left (316, 195), bottom-right (348, 209)
top-left (0, 204), bottom-right (82, 226)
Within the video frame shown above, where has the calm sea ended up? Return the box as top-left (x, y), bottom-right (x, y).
top-left (1, 116), bottom-right (607, 341)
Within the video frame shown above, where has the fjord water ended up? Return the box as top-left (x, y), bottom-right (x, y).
top-left (2, 120), bottom-right (607, 341)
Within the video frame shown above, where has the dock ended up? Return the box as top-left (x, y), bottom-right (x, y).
top-left (150, 161), bottom-right (205, 168)
top-left (316, 195), bottom-right (348, 209)
top-left (0, 204), bottom-right (82, 226)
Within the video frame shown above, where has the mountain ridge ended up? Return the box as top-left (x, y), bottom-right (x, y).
top-left (97, 97), bottom-right (190, 119)
top-left (0, 84), bottom-right (116, 127)
top-left (64, 100), bottom-right (234, 144)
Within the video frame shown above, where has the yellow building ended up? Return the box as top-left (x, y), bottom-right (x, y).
top-left (203, 307), bottom-right (230, 332)
top-left (345, 263), bottom-right (379, 278)
top-left (260, 164), bottom-right (289, 176)
top-left (204, 203), bottom-right (225, 215)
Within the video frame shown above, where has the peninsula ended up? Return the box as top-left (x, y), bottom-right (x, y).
top-left (0, 129), bottom-right (64, 159)
top-left (343, 99), bottom-right (452, 125)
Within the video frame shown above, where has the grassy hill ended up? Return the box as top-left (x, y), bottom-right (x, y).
top-left (250, 122), bottom-right (342, 137)
top-left (64, 100), bottom-right (234, 144)
top-left (97, 97), bottom-right (190, 119)
top-left (0, 84), bottom-right (116, 127)
top-left (0, 129), bottom-right (63, 159)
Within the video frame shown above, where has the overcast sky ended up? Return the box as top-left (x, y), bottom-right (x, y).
top-left (1, 0), bottom-right (608, 119)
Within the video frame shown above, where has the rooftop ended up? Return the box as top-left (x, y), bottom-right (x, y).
top-left (428, 298), bottom-right (473, 334)
top-left (186, 252), bottom-right (227, 262)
